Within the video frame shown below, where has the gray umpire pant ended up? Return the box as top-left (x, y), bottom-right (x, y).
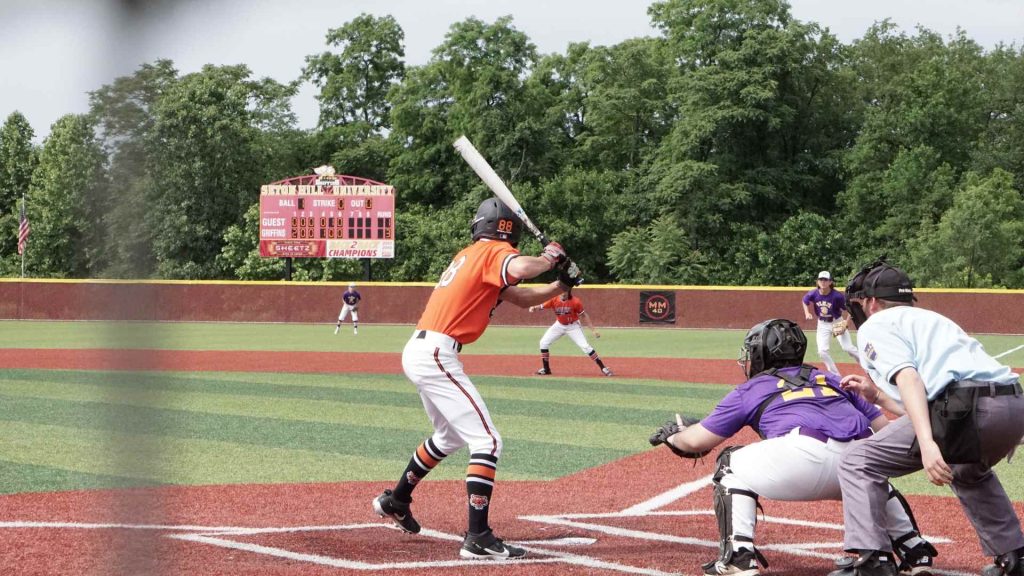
top-left (837, 390), bottom-right (1024, 556)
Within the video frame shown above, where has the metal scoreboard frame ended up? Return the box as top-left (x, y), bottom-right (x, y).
top-left (258, 167), bottom-right (396, 259)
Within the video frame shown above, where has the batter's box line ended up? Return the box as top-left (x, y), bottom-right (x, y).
top-left (168, 523), bottom-right (675, 575)
top-left (519, 512), bottom-right (963, 576)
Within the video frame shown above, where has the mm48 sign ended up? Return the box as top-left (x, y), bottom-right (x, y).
top-left (258, 168), bottom-right (396, 259)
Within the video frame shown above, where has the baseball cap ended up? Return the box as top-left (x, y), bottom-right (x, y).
top-left (817, 271), bottom-right (831, 280)
top-left (863, 265), bottom-right (916, 302)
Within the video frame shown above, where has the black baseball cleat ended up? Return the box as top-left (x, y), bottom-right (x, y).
top-left (896, 541), bottom-right (938, 576)
top-left (702, 548), bottom-right (763, 576)
top-left (459, 530), bottom-right (527, 560)
top-left (982, 547), bottom-right (1024, 576)
top-left (372, 489), bottom-right (420, 534)
top-left (829, 551), bottom-right (898, 576)
top-left (535, 368), bottom-right (550, 375)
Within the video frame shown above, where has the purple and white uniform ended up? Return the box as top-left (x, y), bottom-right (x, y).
top-left (702, 366), bottom-right (879, 441)
top-left (802, 288), bottom-right (859, 374)
top-left (699, 365), bottom-right (920, 553)
top-left (337, 287), bottom-right (362, 333)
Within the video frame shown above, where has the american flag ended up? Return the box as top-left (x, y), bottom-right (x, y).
top-left (17, 197), bottom-right (29, 256)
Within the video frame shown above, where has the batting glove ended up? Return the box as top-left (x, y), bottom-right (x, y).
top-left (540, 242), bottom-right (568, 269)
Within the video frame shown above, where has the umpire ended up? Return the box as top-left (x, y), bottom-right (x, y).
top-left (831, 259), bottom-right (1024, 576)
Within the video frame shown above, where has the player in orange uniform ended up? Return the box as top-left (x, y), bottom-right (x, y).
top-left (372, 197), bottom-right (581, 561)
top-left (529, 289), bottom-right (612, 376)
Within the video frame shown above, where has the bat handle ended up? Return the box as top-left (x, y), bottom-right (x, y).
top-left (538, 234), bottom-right (549, 247)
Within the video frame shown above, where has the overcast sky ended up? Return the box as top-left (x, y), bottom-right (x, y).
top-left (2, 0), bottom-right (1022, 142)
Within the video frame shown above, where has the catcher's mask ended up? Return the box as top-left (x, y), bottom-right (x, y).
top-left (471, 197), bottom-right (523, 247)
top-left (845, 256), bottom-right (916, 328)
top-left (738, 319), bottom-right (807, 379)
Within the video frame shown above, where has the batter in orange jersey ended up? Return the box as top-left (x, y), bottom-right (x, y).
top-left (372, 197), bottom-right (582, 561)
top-left (529, 289), bottom-right (612, 377)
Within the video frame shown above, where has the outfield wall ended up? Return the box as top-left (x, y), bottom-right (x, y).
top-left (1, 280), bottom-right (1022, 334)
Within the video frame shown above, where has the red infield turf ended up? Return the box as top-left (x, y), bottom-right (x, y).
top-left (0, 349), bottom-right (1019, 575)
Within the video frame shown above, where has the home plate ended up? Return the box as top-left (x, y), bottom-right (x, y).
top-left (519, 537), bottom-right (597, 546)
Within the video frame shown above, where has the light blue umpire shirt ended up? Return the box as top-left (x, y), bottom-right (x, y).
top-left (856, 305), bottom-right (1019, 401)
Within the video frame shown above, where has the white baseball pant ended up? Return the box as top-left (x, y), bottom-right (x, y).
top-left (401, 330), bottom-right (502, 458)
top-left (338, 304), bottom-right (359, 323)
top-left (720, 428), bottom-right (917, 547)
top-left (816, 319), bottom-right (858, 374)
top-left (539, 321), bottom-right (593, 355)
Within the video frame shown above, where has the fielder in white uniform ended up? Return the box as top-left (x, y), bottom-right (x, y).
top-left (802, 270), bottom-right (859, 374)
top-left (654, 319), bottom-right (936, 576)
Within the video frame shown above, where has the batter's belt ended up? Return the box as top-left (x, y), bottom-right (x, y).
top-left (414, 330), bottom-right (463, 353)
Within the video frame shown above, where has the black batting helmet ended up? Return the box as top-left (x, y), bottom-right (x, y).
top-left (471, 197), bottom-right (523, 246)
top-left (739, 319), bottom-right (807, 378)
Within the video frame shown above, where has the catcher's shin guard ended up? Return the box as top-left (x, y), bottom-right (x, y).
top-left (886, 485), bottom-right (936, 575)
top-left (706, 447), bottom-right (768, 572)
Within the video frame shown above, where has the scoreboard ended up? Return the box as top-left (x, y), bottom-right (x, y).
top-left (258, 173), bottom-right (395, 259)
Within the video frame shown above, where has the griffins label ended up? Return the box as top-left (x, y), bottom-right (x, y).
top-left (640, 291), bottom-right (676, 324)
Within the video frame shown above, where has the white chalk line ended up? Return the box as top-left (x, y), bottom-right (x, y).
top-left (993, 343), bottom-right (1024, 359)
top-left (620, 474), bottom-right (714, 514)
top-left (0, 476), bottom-right (964, 575)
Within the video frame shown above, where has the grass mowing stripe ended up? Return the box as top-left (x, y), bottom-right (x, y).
top-left (0, 458), bottom-right (161, 495)
top-left (0, 321), bottom-right (746, 358)
top-left (0, 377), bottom-right (659, 451)
top-left (0, 419), bottom-right (452, 486)
top-left (0, 369), bottom-right (726, 423)
top-left (0, 394), bottom-right (631, 481)
top-left (0, 373), bottom-right (718, 433)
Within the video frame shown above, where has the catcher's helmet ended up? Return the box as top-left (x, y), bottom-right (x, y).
top-left (739, 319), bottom-right (807, 378)
top-left (471, 197), bottom-right (523, 246)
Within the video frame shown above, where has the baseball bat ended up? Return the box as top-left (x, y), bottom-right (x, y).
top-left (453, 135), bottom-right (549, 246)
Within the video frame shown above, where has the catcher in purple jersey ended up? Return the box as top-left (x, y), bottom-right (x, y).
top-left (648, 319), bottom-right (936, 576)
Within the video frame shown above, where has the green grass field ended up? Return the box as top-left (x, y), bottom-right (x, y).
top-left (0, 320), bottom-right (1021, 499)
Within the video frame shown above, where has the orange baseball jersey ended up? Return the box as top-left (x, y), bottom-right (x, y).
top-left (416, 240), bottom-right (521, 344)
top-left (541, 294), bottom-right (583, 325)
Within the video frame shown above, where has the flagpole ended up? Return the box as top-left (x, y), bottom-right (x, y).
top-left (20, 194), bottom-right (26, 278)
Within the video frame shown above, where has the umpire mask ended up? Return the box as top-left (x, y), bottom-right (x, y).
top-left (845, 256), bottom-right (916, 328)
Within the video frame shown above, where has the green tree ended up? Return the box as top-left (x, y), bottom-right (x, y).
top-left (88, 60), bottom-right (179, 278)
top-left (908, 169), bottom-right (1024, 287)
top-left (646, 0), bottom-right (859, 281)
top-left (731, 211), bottom-right (853, 285)
top-left (147, 64), bottom-right (296, 279)
top-left (23, 115), bottom-right (107, 277)
top-left (839, 25), bottom-right (990, 260)
top-left (303, 13), bottom-right (405, 131)
top-left (388, 16), bottom-right (545, 206)
top-left (607, 214), bottom-right (706, 284)
top-left (0, 111), bottom-right (37, 264)
top-left (971, 44), bottom-right (1024, 191)
top-left (573, 38), bottom-right (676, 171)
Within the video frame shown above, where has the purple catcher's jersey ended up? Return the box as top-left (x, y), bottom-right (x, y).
top-left (700, 366), bottom-right (881, 441)
top-left (343, 290), bottom-right (361, 306)
top-left (802, 288), bottom-right (847, 322)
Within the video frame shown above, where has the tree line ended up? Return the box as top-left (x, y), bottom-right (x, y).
top-left (2, 0), bottom-right (1022, 287)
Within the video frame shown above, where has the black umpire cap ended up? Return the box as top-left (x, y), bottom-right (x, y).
top-left (858, 264), bottom-right (916, 302)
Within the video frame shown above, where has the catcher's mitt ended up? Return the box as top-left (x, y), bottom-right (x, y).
top-left (649, 415), bottom-right (709, 459)
top-left (831, 319), bottom-right (849, 337)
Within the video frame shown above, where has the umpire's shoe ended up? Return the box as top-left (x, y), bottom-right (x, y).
top-left (460, 530), bottom-right (526, 560)
top-left (372, 489), bottom-right (420, 534)
top-left (828, 551), bottom-right (897, 576)
top-left (983, 547), bottom-right (1024, 576)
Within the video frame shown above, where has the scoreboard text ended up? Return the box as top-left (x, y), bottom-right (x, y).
top-left (259, 182), bottom-right (396, 259)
